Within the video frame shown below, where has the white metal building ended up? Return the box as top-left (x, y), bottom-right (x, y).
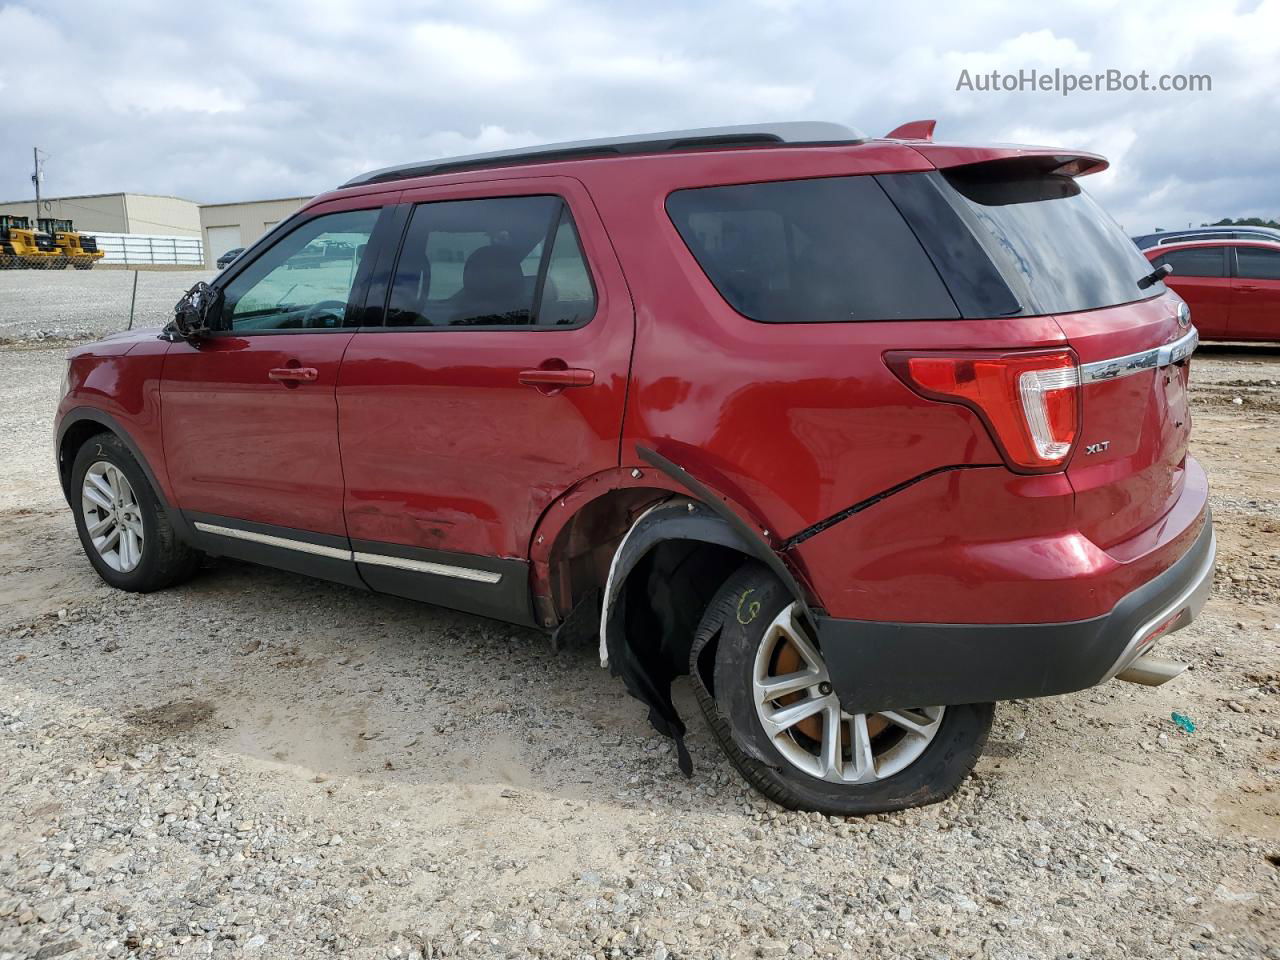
top-left (0, 192), bottom-right (202, 237)
top-left (199, 196), bottom-right (312, 267)
top-left (0, 191), bottom-right (317, 269)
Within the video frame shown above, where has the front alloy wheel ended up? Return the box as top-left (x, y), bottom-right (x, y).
top-left (70, 431), bottom-right (201, 592)
top-left (81, 461), bottom-right (145, 571)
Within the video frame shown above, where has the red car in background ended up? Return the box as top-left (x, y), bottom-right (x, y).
top-left (55, 121), bottom-right (1214, 815)
top-left (1142, 239), bottom-right (1280, 341)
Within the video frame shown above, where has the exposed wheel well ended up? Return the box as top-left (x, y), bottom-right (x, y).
top-left (545, 489), bottom-right (752, 645)
top-left (57, 421), bottom-right (110, 501)
top-left (614, 536), bottom-right (746, 680)
top-left (545, 487), bottom-right (672, 621)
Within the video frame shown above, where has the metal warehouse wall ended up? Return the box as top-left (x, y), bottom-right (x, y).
top-left (199, 196), bottom-right (312, 267)
top-left (0, 194), bottom-right (130, 233)
top-left (118, 195), bottom-right (202, 237)
top-left (0, 193), bottom-right (202, 237)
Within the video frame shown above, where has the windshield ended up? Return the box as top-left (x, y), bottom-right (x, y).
top-left (939, 162), bottom-right (1162, 314)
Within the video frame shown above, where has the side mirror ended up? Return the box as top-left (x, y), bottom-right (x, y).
top-left (172, 281), bottom-right (223, 340)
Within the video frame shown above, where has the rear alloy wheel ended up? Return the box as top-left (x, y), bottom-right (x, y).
top-left (752, 603), bottom-right (946, 784)
top-left (692, 562), bottom-right (993, 815)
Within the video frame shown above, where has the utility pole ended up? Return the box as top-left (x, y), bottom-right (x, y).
top-left (32, 147), bottom-right (42, 225)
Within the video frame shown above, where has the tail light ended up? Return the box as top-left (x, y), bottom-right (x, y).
top-left (886, 349), bottom-right (1080, 472)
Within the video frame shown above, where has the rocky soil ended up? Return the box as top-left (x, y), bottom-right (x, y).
top-left (0, 304), bottom-right (1276, 958)
top-left (0, 270), bottom-right (211, 343)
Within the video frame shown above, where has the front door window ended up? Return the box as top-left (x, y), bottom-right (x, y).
top-left (221, 209), bottom-right (378, 331)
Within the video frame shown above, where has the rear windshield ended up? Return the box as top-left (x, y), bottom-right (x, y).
top-left (665, 177), bottom-right (959, 323)
top-left (938, 162), bottom-right (1161, 314)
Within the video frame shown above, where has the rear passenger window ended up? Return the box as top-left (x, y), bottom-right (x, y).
top-left (665, 176), bottom-right (959, 323)
top-left (1156, 247), bottom-right (1226, 278)
top-left (1236, 246), bottom-right (1280, 280)
top-left (386, 196), bottom-right (596, 328)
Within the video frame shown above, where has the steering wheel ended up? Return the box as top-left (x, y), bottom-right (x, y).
top-left (303, 299), bottom-right (348, 328)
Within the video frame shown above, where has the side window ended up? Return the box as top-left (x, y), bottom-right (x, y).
top-left (1156, 246), bottom-right (1226, 278)
top-left (221, 209), bottom-right (378, 331)
top-left (536, 207), bottom-right (597, 326)
top-left (665, 176), bottom-right (959, 323)
top-left (1236, 246), bottom-right (1280, 280)
top-left (386, 195), bottom-right (596, 328)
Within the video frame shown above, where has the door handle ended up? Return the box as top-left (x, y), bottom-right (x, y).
top-left (1236, 284), bottom-right (1261, 292)
top-left (268, 367), bottom-right (319, 382)
top-left (518, 367), bottom-right (595, 388)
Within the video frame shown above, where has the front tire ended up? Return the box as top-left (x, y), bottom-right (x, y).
top-left (70, 432), bottom-right (201, 592)
top-left (692, 562), bottom-right (992, 815)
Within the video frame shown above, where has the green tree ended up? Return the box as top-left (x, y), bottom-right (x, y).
top-left (1202, 216), bottom-right (1280, 228)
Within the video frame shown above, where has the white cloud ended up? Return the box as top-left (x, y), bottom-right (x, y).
top-left (0, 0), bottom-right (1275, 231)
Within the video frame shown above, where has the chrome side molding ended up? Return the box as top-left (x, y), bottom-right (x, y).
top-left (1079, 327), bottom-right (1199, 384)
top-left (193, 521), bottom-right (501, 584)
top-left (351, 551), bottom-right (502, 584)
top-left (193, 521), bottom-right (351, 561)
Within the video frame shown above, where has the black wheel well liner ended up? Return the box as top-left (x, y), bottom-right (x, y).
top-left (600, 498), bottom-right (760, 773)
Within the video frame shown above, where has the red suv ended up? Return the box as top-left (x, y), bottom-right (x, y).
top-left (56, 121), bottom-right (1214, 815)
top-left (1141, 239), bottom-right (1280, 342)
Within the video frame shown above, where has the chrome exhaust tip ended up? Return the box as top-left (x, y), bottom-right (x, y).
top-left (1115, 655), bottom-right (1188, 687)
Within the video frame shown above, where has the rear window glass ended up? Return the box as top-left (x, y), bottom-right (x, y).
top-left (665, 177), bottom-right (959, 323)
top-left (1155, 246), bottom-right (1227, 278)
top-left (939, 162), bottom-right (1161, 314)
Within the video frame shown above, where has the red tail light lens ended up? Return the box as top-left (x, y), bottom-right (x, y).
top-left (886, 349), bottom-right (1081, 472)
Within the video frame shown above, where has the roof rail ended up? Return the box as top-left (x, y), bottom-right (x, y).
top-left (341, 121), bottom-right (866, 188)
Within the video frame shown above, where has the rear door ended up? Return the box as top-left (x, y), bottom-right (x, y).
top-left (335, 177), bottom-right (634, 623)
top-left (1230, 244), bottom-right (1280, 341)
top-left (1150, 245), bottom-right (1231, 339)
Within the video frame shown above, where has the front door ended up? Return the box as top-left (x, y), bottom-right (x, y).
top-left (1230, 244), bottom-right (1280, 341)
top-left (336, 178), bottom-right (634, 622)
top-left (163, 201), bottom-right (389, 557)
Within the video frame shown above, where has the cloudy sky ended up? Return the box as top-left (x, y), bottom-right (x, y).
top-left (1, 0), bottom-right (1277, 232)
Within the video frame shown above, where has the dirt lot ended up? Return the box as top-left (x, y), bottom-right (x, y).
top-left (0, 290), bottom-right (1277, 957)
top-left (0, 270), bottom-right (212, 342)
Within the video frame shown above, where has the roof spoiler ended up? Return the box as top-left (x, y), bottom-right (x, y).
top-left (884, 119), bottom-right (936, 141)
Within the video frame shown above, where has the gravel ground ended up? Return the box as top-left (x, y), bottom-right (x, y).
top-left (0, 270), bottom-right (212, 342)
top-left (1, 276), bottom-right (1277, 959)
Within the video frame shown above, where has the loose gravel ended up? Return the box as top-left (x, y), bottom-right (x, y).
top-left (1, 273), bottom-right (1277, 959)
top-left (0, 270), bottom-right (212, 342)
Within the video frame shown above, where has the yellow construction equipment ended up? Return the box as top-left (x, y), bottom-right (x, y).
top-left (39, 217), bottom-right (105, 270)
top-left (0, 214), bottom-right (60, 269)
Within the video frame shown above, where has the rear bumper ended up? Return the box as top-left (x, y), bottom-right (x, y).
top-left (817, 515), bottom-right (1215, 714)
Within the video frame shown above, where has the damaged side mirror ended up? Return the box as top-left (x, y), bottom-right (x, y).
top-left (171, 282), bottom-right (224, 341)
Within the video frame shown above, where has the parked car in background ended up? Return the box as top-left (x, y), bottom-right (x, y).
top-left (215, 247), bottom-right (244, 269)
top-left (55, 121), bottom-right (1213, 815)
top-left (1143, 240), bottom-right (1280, 341)
top-left (1133, 225), bottom-right (1280, 249)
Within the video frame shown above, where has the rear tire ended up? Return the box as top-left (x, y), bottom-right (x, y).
top-left (70, 432), bottom-right (201, 592)
top-left (691, 562), bottom-right (992, 815)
